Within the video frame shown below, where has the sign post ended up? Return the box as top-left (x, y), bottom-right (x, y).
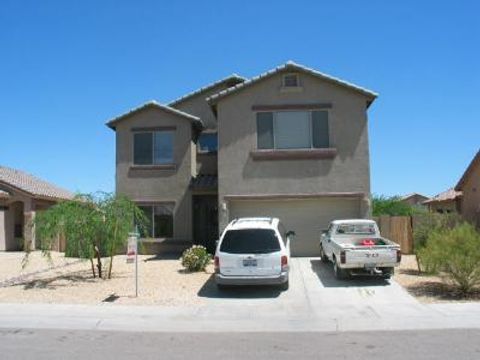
top-left (126, 232), bottom-right (139, 297)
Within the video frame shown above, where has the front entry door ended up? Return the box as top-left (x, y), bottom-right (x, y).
top-left (193, 195), bottom-right (218, 254)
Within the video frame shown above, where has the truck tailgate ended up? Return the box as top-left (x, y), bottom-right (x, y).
top-left (346, 247), bottom-right (398, 266)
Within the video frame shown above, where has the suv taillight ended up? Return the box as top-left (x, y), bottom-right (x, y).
top-left (214, 256), bottom-right (220, 272)
top-left (396, 250), bottom-right (402, 263)
top-left (340, 251), bottom-right (346, 264)
top-left (281, 255), bottom-right (288, 271)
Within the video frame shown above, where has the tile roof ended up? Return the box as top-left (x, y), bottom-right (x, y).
top-left (106, 101), bottom-right (204, 130)
top-left (455, 149), bottom-right (480, 190)
top-left (0, 166), bottom-right (74, 201)
top-left (423, 188), bottom-right (462, 204)
top-left (206, 61), bottom-right (378, 105)
top-left (190, 174), bottom-right (218, 190)
top-left (401, 193), bottom-right (430, 201)
top-left (0, 189), bottom-right (10, 198)
top-left (168, 74), bottom-right (246, 106)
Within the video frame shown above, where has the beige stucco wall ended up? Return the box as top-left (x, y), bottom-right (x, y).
top-left (460, 163), bottom-right (480, 226)
top-left (115, 107), bottom-right (195, 241)
top-left (216, 71), bottom-right (372, 230)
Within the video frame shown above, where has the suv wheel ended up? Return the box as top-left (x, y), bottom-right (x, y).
top-left (320, 245), bottom-right (329, 263)
top-left (280, 280), bottom-right (289, 291)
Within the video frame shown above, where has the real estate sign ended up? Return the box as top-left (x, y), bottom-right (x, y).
top-left (126, 234), bottom-right (137, 264)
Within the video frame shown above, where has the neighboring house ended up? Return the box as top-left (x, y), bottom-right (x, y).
top-left (0, 166), bottom-right (73, 251)
top-left (400, 193), bottom-right (430, 208)
top-left (107, 61), bottom-right (377, 256)
top-left (423, 188), bottom-right (462, 214)
top-left (455, 150), bottom-right (480, 226)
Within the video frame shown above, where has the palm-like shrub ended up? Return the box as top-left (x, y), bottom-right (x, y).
top-left (181, 245), bottom-right (212, 272)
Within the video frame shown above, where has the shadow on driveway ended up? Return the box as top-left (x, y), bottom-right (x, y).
top-left (197, 274), bottom-right (282, 299)
top-left (310, 259), bottom-right (390, 288)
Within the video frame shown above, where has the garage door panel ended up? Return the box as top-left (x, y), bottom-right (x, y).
top-left (229, 198), bottom-right (360, 256)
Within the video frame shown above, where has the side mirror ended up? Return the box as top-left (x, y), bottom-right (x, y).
top-left (286, 230), bottom-right (296, 238)
top-left (215, 239), bottom-right (219, 246)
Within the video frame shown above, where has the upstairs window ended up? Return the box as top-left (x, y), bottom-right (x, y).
top-left (198, 133), bottom-right (218, 153)
top-left (256, 111), bottom-right (329, 150)
top-left (283, 73), bottom-right (299, 87)
top-left (133, 130), bottom-right (174, 165)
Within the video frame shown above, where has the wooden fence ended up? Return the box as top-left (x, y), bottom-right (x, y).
top-left (372, 216), bottom-right (414, 254)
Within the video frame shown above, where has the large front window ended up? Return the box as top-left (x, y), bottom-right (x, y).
top-left (256, 111), bottom-right (329, 150)
top-left (138, 203), bottom-right (174, 238)
top-left (133, 131), bottom-right (174, 165)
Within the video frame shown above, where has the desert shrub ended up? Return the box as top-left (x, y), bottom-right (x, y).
top-left (181, 245), bottom-right (212, 272)
top-left (372, 195), bottom-right (421, 216)
top-left (417, 223), bottom-right (480, 295)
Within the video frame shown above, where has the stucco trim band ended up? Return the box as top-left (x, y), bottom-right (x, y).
top-left (250, 148), bottom-right (337, 161)
top-left (251, 103), bottom-right (332, 111)
top-left (224, 192), bottom-right (365, 201)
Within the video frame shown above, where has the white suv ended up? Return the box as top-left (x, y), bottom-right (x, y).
top-left (214, 217), bottom-right (294, 290)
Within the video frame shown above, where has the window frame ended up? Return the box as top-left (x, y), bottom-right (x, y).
top-left (282, 73), bottom-right (300, 88)
top-left (197, 132), bottom-right (218, 154)
top-left (256, 110), bottom-right (329, 150)
top-left (132, 129), bottom-right (174, 166)
top-left (137, 202), bottom-right (174, 239)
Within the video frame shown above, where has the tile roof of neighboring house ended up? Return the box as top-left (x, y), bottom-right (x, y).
top-left (0, 166), bottom-right (74, 201)
top-left (206, 61), bottom-right (378, 105)
top-left (401, 193), bottom-right (430, 201)
top-left (423, 188), bottom-right (462, 204)
top-left (190, 174), bottom-right (218, 190)
top-left (455, 149), bottom-right (480, 191)
top-left (168, 74), bottom-right (246, 106)
top-left (106, 101), bottom-right (204, 130)
top-left (0, 189), bottom-right (10, 198)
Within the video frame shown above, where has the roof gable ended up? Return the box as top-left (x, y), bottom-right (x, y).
top-left (106, 101), bottom-right (203, 130)
top-left (206, 61), bottom-right (378, 106)
top-left (455, 149), bottom-right (480, 190)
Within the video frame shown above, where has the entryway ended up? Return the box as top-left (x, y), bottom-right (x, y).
top-left (193, 195), bottom-right (218, 254)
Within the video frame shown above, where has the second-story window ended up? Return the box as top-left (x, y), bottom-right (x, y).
top-left (198, 132), bottom-right (218, 153)
top-left (256, 111), bottom-right (329, 150)
top-left (133, 130), bottom-right (174, 165)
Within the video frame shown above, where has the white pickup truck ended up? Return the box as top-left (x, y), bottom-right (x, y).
top-left (319, 219), bottom-right (401, 280)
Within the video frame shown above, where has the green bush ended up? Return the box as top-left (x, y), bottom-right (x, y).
top-left (417, 223), bottom-right (480, 295)
top-left (372, 195), bottom-right (421, 216)
top-left (180, 245), bottom-right (212, 272)
top-left (414, 213), bottom-right (462, 250)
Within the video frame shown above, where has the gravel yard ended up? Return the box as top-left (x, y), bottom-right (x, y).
top-left (0, 251), bottom-right (214, 306)
top-left (394, 255), bottom-right (480, 303)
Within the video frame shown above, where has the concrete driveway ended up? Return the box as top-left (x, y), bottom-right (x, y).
top-left (195, 257), bottom-right (421, 323)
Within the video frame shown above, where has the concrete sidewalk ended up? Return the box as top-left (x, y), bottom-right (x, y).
top-left (1, 301), bottom-right (480, 333)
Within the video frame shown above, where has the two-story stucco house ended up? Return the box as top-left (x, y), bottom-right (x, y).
top-left (107, 61), bottom-right (377, 256)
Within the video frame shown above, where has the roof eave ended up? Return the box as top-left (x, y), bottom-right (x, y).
top-left (455, 150), bottom-right (480, 191)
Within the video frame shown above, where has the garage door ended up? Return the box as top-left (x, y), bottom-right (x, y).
top-left (229, 198), bottom-right (361, 256)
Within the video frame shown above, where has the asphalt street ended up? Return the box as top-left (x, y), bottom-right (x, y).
top-left (1, 328), bottom-right (479, 360)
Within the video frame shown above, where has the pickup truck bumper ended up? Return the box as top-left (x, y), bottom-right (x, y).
top-left (215, 272), bottom-right (289, 286)
top-left (338, 262), bottom-right (400, 270)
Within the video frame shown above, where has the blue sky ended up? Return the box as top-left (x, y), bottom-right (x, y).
top-left (0, 0), bottom-right (478, 197)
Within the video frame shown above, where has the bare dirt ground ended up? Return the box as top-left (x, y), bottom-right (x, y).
top-left (394, 255), bottom-right (480, 303)
top-left (0, 251), bottom-right (214, 306)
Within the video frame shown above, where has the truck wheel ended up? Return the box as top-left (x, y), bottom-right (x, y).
top-left (382, 267), bottom-right (394, 279)
top-left (333, 258), bottom-right (348, 280)
top-left (320, 245), bottom-right (329, 263)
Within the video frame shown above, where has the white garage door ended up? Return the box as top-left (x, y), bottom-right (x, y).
top-left (229, 198), bottom-right (361, 256)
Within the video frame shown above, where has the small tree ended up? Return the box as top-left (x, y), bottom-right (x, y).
top-left (417, 223), bottom-right (480, 295)
top-left (28, 192), bottom-right (147, 279)
top-left (101, 193), bottom-right (148, 279)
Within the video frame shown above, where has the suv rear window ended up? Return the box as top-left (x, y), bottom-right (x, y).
top-left (220, 229), bottom-right (281, 254)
